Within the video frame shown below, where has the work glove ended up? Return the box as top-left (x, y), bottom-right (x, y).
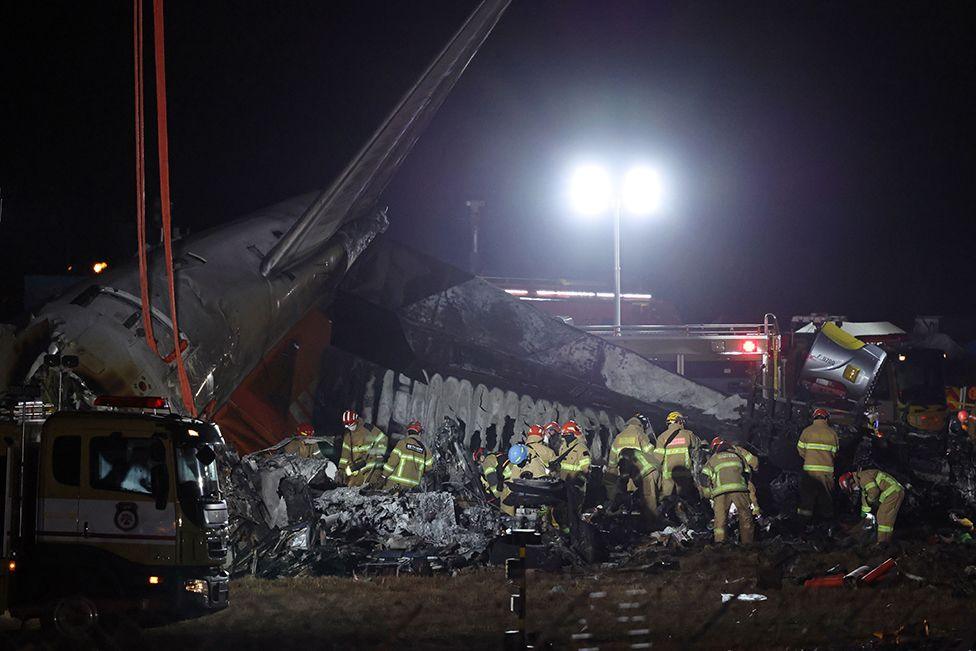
top-left (351, 460), bottom-right (366, 472)
top-left (548, 461), bottom-right (561, 474)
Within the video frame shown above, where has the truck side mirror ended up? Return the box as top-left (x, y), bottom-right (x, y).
top-left (150, 464), bottom-right (169, 510)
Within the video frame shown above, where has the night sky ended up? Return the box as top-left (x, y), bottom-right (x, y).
top-left (2, 2), bottom-right (974, 326)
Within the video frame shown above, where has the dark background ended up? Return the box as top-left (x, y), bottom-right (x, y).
top-left (2, 1), bottom-right (974, 326)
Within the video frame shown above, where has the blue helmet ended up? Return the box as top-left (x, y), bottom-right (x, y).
top-left (508, 443), bottom-right (529, 466)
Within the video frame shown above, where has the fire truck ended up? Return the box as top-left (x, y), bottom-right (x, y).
top-left (0, 393), bottom-right (229, 635)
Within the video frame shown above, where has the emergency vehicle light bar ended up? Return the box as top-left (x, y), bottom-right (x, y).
top-left (94, 395), bottom-right (168, 410)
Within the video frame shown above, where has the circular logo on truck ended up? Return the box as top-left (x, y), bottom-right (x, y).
top-left (114, 502), bottom-right (139, 532)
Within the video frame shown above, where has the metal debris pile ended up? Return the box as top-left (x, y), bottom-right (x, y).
top-left (219, 439), bottom-right (500, 579)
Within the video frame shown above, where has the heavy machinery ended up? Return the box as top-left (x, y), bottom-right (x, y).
top-left (0, 394), bottom-right (229, 635)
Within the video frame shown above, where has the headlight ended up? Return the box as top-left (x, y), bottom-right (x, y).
top-left (185, 579), bottom-right (208, 594)
top-left (203, 507), bottom-right (228, 526)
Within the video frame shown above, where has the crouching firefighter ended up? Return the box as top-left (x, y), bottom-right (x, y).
top-left (338, 410), bottom-right (388, 487)
top-left (839, 470), bottom-right (905, 544)
top-left (607, 413), bottom-right (660, 522)
top-left (475, 447), bottom-right (508, 501)
top-left (382, 420), bottom-right (433, 492)
top-left (701, 437), bottom-right (755, 544)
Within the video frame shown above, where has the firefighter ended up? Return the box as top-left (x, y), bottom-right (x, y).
top-left (338, 410), bottom-right (388, 487)
top-left (523, 424), bottom-right (557, 479)
top-left (653, 411), bottom-right (702, 498)
top-left (556, 420), bottom-right (591, 481)
top-left (729, 440), bottom-right (761, 517)
top-left (280, 422), bottom-right (322, 458)
top-left (796, 407), bottom-right (839, 523)
top-left (475, 446), bottom-right (507, 500)
top-left (500, 444), bottom-right (529, 515)
top-left (839, 470), bottom-right (905, 544)
top-left (382, 420), bottom-right (433, 492)
top-left (608, 413), bottom-right (660, 517)
top-left (701, 437), bottom-right (755, 544)
top-left (542, 420), bottom-right (562, 454)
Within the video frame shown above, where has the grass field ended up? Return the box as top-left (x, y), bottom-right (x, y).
top-left (4, 540), bottom-right (976, 649)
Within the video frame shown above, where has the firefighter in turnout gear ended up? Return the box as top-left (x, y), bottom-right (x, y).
top-left (280, 422), bottom-right (322, 458)
top-left (556, 420), bottom-right (591, 480)
top-left (839, 470), bottom-right (905, 544)
top-left (608, 414), bottom-right (660, 517)
top-left (701, 437), bottom-right (755, 544)
top-left (338, 410), bottom-right (388, 487)
top-left (730, 441), bottom-right (761, 516)
top-left (382, 420), bottom-right (433, 492)
top-left (796, 408), bottom-right (839, 522)
top-left (475, 447), bottom-right (505, 500)
top-left (501, 444), bottom-right (529, 516)
top-left (523, 424), bottom-right (557, 479)
top-left (653, 411), bottom-right (702, 498)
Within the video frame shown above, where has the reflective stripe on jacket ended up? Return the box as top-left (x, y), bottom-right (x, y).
top-left (653, 424), bottom-right (701, 479)
top-left (382, 434), bottom-right (432, 489)
top-left (339, 423), bottom-right (388, 476)
top-left (856, 468), bottom-right (904, 514)
top-left (701, 450), bottom-right (748, 498)
top-left (796, 421), bottom-right (838, 474)
top-left (609, 418), bottom-right (657, 478)
top-left (558, 437), bottom-right (591, 479)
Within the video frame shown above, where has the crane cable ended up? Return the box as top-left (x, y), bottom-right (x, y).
top-left (134, 0), bottom-right (196, 416)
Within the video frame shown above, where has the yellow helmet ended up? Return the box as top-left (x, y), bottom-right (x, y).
top-left (666, 411), bottom-right (685, 424)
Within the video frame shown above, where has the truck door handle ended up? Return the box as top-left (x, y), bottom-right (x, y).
top-left (83, 521), bottom-right (89, 537)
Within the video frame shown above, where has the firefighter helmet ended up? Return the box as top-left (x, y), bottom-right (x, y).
top-left (526, 424), bottom-right (545, 440)
top-left (342, 410), bottom-right (359, 426)
top-left (634, 413), bottom-right (651, 431)
top-left (561, 420), bottom-right (582, 437)
top-left (296, 422), bottom-right (315, 437)
top-left (406, 420), bottom-right (423, 435)
top-left (838, 471), bottom-right (856, 493)
top-left (666, 411), bottom-right (685, 424)
top-left (508, 444), bottom-right (529, 466)
top-left (543, 420), bottom-right (560, 435)
top-left (472, 447), bottom-right (486, 463)
top-left (710, 436), bottom-right (726, 452)
top-left (812, 407), bottom-right (830, 420)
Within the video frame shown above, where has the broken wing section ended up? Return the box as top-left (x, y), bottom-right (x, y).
top-left (260, 0), bottom-right (511, 277)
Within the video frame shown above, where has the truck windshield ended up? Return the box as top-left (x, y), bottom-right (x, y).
top-left (176, 445), bottom-right (219, 499)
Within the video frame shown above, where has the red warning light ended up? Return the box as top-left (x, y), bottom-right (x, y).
top-left (741, 340), bottom-right (757, 353)
top-left (94, 396), bottom-right (168, 409)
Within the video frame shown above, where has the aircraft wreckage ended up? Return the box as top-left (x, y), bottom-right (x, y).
top-left (2, 0), bottom-right (975, 580)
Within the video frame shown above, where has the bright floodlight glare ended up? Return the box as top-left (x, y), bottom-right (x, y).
top-left (621, 166), bottom-right (663, 215)
top-left (570, 165), bottom-right (613, 215)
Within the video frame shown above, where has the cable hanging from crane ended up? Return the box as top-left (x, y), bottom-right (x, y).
top-left (133, 0), bottom-right (196, 416)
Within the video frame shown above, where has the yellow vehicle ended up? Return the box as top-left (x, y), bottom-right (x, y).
top-left (0, 396), bottom-right (229, 634)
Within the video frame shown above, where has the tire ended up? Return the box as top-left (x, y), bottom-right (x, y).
top-left (44, 594), bottom-right (100, 641)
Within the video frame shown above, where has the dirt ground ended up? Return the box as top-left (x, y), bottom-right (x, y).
top-left (4, 539), bottom-right (976, 650)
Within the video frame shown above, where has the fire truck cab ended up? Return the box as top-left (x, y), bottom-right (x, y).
top-left (0, 398), bottom-right (229, 633)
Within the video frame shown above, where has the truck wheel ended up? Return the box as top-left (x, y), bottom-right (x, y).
top-left (44, 595), bottom-right (99, 640)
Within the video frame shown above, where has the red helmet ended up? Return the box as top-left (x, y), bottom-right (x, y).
top-left (406, 420), bottom-right (423, 435)
top-left (543, 421), bottom-right (560, 434)
top-left (838, 471), bottom-right (856, 493)
top-left (296, 422), bottom-right (315, 437)
top-left (561, 420), bottom-right (582, 437)
top-left (710, 436), bottom-right (726, 452)
top-left (472, 446), bottom-right (486, 463)
top-left (526, 425), bottom-right (545, 440)
top-left (958, 410), bottom-right (970, 423)
top-left (812, 408), bottom-right (830, 420)
top-left (342, 410), bottom-right (359, 426)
